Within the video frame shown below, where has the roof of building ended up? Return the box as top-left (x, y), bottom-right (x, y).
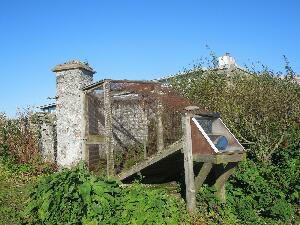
top-left (81, 79), bottom-right (159, 91)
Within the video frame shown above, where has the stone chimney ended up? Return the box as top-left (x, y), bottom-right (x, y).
top-left (218, 53), bottom-right (237, 69)
top-left (52, 60), bottom-right (95, 167)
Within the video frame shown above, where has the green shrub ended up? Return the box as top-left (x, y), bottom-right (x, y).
top-left (227, 159), bottom-right (298, 223)
top-left (0, 112), bottom-right (39, 164)
top-left (22, 163), bottom-right (189, 225)
top-left (116, 183), bottom-right (188, 224)
top-left (0, 112), bottom-right (56, 175)
top-left (22, 163), bottom-right (120, 224)
top-left (171, 68), bottom-right (300, 163)
top-left (171, 61), bottom-right (300, 224)
top-left (0, 163), bottom-right (34, 225)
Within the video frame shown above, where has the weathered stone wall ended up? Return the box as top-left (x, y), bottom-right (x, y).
top-left (86, 94), bottom-right (150, 169)
top-left (31, 112), bottom-right (57, 162)
top-left (55, 67), bottom-right (93, 167)
top-left (112, 99), bottom-right (148, 148)
top-left (40, 115), bottom-right (57, 162)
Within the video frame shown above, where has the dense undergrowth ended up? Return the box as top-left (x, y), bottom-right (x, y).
top-left (0, 162), bottom-right (33, 225)
top-left (0, 112), bottom-right (56, 175)
top-left (21, 163), bottom-right (189, 225)
top-left (0, 113), bottom-right (191, 224)
top-left (0, 112), bottom-right (56, 225)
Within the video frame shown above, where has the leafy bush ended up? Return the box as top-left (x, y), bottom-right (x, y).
top-left (171, 61), bottom-right (300, 224)
top-left (22, 163), bottom-right (189, 225)
top-left (22, 163), bottom-right (120, 224)
top-left (0, 163), bottom-right (34, 225)
top-left (0, 112), bottom-right (38, 164)
top-left (0, 112), bottom-right (56, 175)
top-left (171, 67), bottom-right (300, 162)
top-left (116, 183), bottom-right (188, 224)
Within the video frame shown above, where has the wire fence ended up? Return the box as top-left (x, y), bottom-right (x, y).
top-left (84, 80), bottom-right (199, 174)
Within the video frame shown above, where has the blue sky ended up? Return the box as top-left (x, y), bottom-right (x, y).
top-left (0, 0), bottom-right (299, 116)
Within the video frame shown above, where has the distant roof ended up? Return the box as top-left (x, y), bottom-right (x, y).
top-left (52, 60), bottom-right (96, 73)
top-left (39, 103), bottom-right (56, 110)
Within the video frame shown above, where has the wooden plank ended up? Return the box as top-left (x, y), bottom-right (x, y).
top-left (193, 154), bottom-right (215, 163)
top-left (193, 152), bottom-right (246, 164)
top-left (194, 162), bottom-right (213, 190)
top-left (117, 139), bottom-right (183, 180)
top-left (86, 134), bottom-right (106, 144)
top-left (214, 162), bottom-right (238, 203)
top-left (156, 89), bottom-right (164, 152)
top-left (141, 99), bottom-right (148, 159)
top-left (182, 115), bottom-right (196, 213)
top-left (215, 152), bottom-right (246, 164)
top-left (104, 80), bottom-right (114, 177)
top-left (81, 92), bottom-right (89, 165)
top-left (82, 79), bottom-right (105, 92)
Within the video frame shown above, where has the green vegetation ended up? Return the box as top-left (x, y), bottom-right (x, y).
top-left (170, 60), bottom-right (300, 224)
top-left (0, 163), bottom-right (33, 225)
top-left (114, 143), bottom-right (145, 172)
top-left (22, 163), bottom-right (189, 225)
top-left (0, 112), bottom-right (55, 225)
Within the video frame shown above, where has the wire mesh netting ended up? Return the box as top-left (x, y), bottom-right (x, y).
top-left (84, 80), bottom-right (199, 174)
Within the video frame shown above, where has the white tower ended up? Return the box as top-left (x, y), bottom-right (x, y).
top-left (218, 53), bottom-right (237, 69)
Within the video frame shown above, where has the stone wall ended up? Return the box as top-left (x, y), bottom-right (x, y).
top-left (40, 114), bottom-right (57, 162)
top-left (112, 99), bottom-right (148, 147)
top-left (31, 112), bottom-right (57, 162)
top-left (86, 93), bottom-right (150, 169)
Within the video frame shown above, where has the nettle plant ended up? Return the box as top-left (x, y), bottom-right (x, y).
top-left (22, 163), bottom-right (190, 225)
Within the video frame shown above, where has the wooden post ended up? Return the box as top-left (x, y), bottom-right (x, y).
top-left (156, 100), bottom-right (164, 152)
top-left (154, 85), bottom-right (164, 152)
top-left (142, 99), bottom-right (148, 159)
top-left (194, 162), bottom-right (213, 191)
top-left (81, 91), bottom-right (89, 166)
top-left (214, 162), bottom-right (238, 203)
top-left (182, 114), bottom-right (196, 212)
top-left (103, 80), bottom-right (114, 177)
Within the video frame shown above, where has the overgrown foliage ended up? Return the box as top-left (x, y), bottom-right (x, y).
top-left (22, 163), bottom-right (190, 225)
top-left (171, 62), bottom-right (300, 224)
top-left (0, 112), bottom-right (56, 224)
top-left (114, 143), bottom-right (145, 174)
top-left (0, 162), bottom-right (35, 225)
top-left (0, 112), bottom-right (56, 175)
